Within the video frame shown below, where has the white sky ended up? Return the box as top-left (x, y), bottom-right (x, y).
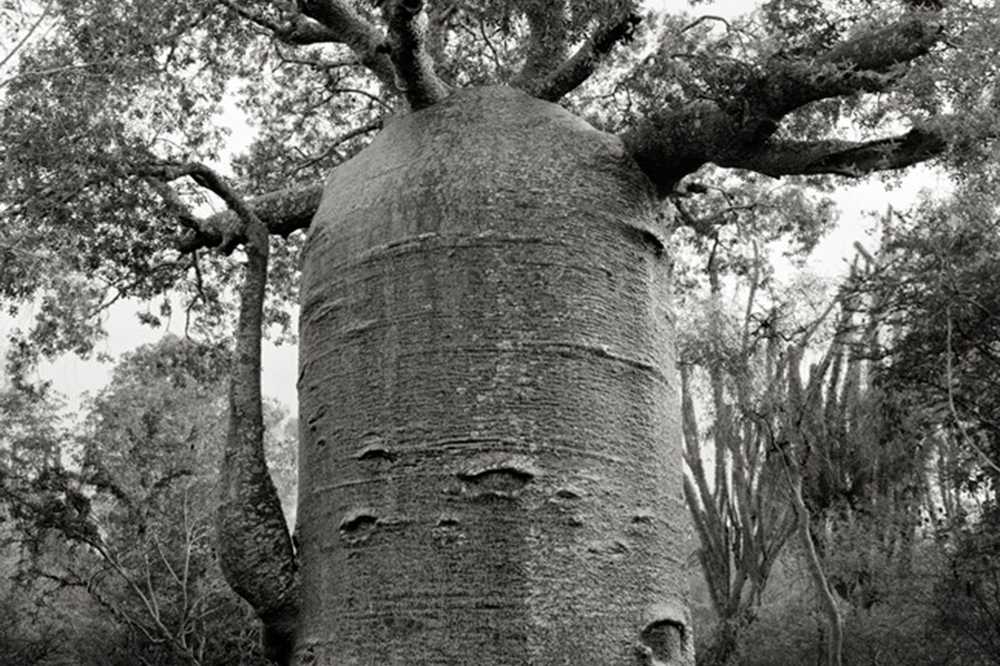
top-left (1, 0), bottom-right (949, 417)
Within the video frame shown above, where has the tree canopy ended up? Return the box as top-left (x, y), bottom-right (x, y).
top-left (2, 0), bottom-right (998, 371)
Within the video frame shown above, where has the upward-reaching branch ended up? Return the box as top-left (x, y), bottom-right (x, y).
top-left (622, 10), bottom-right (947, 194)
top-left (384, 0), bottom-right (450, 109)
top-left (532, 11), bottom-right (641, 102)
top-left (513, 0), bottom-right (569, 92)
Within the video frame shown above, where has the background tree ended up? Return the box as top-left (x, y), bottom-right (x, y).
top-left (698, 198), bottom-right (1000, 665)
top-left (673, 180), bottom-right (836, 664)
top-left (0, 337), bottom-right (298, 665)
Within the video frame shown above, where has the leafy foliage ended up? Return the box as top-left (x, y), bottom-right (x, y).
top-left (0, 336), bottom-right (297, 664)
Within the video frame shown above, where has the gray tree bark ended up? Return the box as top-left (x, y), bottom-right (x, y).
top-left (295, 85), bottom-right (693, 664)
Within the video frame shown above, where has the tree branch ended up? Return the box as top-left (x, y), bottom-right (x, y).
top-left (0, 0), bottom-right (53, 72)
top-left (762, 15), bottom-right (943, 117)
top-left (716, 123), bottom-right (951, 178)
top-left (621, 12), bottom-right (946, 195)
top-left (217, 0), bottom-right (339, 45)
top-left (292, 118), bottom-right (383, 175)
top-left (532, 11), bottom-right (642, 102)
top-left (295, 0), bottom-right (398, 90)
top-left (137, 162), bottom-right (318, 251)
top-left (138, 167), bottom-right (322, 255)
top-left (143, 177), bottom-right (206, 237)
top-left (513, 0), bottom-right (569, 94)
top-left (385, 0), bottom-right (450, 109)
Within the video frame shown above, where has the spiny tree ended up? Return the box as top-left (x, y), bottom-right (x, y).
top-left (673, 181), bottom-right (836, 664)
top-left (3, 1), bottom-right (1000, 664)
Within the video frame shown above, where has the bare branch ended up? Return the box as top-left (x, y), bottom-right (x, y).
top-left (136, 162), bottom-right (269, 249)
top-left (0, 0), bottom-right (54, 73)
top-left (135, 160), bottom-right (323, 254)
top-left (532, 11), bottom-right (642, 102)
top-left (681, 15), bottom-right (730, 34)
top-left (385, 0), bottom-right (450, 109)
top-left (181, 183), bottom-right (323, 253)
top-left (292, 118), bottom-right (383, 175)
top-left (143, 177), bottom-right (204, 235)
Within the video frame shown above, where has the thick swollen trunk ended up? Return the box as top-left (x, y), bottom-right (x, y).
top-left (296, 86), bottom-right (692, 664)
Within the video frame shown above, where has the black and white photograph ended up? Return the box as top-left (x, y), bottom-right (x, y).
top-left (1, 0), bottom-right (997, 663)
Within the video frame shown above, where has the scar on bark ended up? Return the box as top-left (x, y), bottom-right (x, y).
top-left (457, 464), bottom-right (534, 496)
top-left (636, 620), bottom-right (686, 664)
top-left (339, 509), bottom-right (379, 541)
top-left (634, 602), bottom-right (689, 664)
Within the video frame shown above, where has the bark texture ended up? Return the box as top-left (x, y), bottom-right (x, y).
top-left (297, 86), bottom-right (692, 664)
top-left (215, 209), bottom-right (299, 664)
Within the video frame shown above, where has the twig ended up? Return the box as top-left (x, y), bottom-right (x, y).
top-left (0, 0), bottom-right (54, 72)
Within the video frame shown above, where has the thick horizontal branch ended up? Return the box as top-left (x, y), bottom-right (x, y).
top-left (621, 101), bottom-right (744, 196)
top-left (762, 14), bottom-right (943, 116)
top-left (177, 183), bottom-right (324, 254)
top-left (533, 12), bottom-right (642, 102)
top-left (385, 0), bottom-right (450, 109)
top-left (621, 11), bottom-right (946, 195)
top-left (716, 124), bottom-right (950, 178)
top-left (135, 159), bottom-right (323, 254)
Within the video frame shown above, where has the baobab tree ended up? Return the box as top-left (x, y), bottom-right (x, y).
top-left (2, 0), bottom-right (998, 664)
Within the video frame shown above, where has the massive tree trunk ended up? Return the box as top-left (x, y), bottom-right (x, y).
top-left (296, 85), bottom-right (692, 664)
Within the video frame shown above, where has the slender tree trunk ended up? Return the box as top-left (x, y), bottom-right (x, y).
top-left (217, 213), bottom-right (298, 663)
top-left (296, 86), bottom-right (692, 664)
top-left (790, 479), bottom-right (843, 666)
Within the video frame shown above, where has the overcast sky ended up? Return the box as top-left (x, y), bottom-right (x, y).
top-left (2, 0), bottom-right (951, 417)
